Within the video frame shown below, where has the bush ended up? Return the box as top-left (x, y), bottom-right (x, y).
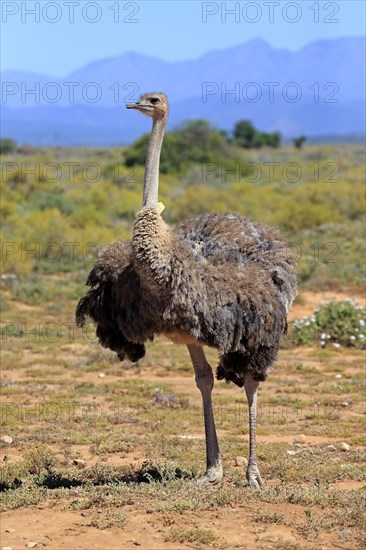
top-left (293, 136), bottom-right (307, 149)
top-left (24, 445), bottom-right (56, 477)
top-left (124, 119), bottom-right (237, 174)
top-left (233, 120), bottom-right (281, 148)
top-left (27, 191), bottom-right (75, 215)
top-left (291, 300), bottom-right (366, 349)
top-left (0, 458), bottom-right (25, 491)
top-left (0, 138), bottom-right (17, 154)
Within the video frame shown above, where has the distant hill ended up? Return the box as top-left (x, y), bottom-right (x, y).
top-left (1, 37), bottom-right (365, 145)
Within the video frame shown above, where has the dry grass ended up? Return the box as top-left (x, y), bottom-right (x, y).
top-left (1, 288), bottom-right (365, 549)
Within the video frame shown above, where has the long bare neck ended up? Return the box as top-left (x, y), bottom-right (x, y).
top-left (143, 116), bottom-right (166, 208)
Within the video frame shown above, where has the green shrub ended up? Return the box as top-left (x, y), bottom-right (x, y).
top-left (124, 119), bottom-right (238, 174)
top-left (0, 138), bottom-right (17, 154)
top-left (0, 458), bottom-right (25, 491)
top-left (233, 120), bottom-right (281, 148)
top-left (12, 279), bottom-right (54, 304)
top-left (28, 191), bottom-right (75, 215)
top-left (291, 300), bottom-right (366, 349)
top-left (1, 143), bottom-right (364, 290)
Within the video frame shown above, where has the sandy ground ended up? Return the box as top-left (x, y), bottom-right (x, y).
top-left (1, 290), bottom-right (365, 550)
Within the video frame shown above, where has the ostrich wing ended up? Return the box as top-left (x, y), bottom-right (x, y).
top-left (172, 213), bottom-right (297, 385)
top-left (75, 240), bottom-right (146, 362)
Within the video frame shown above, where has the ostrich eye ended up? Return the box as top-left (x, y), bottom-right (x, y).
top-left (150, 97), bottom-right (160, 105)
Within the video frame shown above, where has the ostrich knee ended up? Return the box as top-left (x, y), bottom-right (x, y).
top-left (194, 366), bottom-right (214, 395)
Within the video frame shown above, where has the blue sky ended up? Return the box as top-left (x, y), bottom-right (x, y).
top-left (1, 0), bottom-right (365, 75)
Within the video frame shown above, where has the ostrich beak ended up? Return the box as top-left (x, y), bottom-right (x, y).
top-left (125, 101), bottom-right (140, 110)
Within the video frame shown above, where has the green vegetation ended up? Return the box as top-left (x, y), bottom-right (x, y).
top-left (1, 134), bottom-right (365, 549)
top-left (165, 526), bottom-right (219, 545)
top-left (233, 119), bottom-right (281, 148)
top-left (0, 138), bottom-right (17, 155)
top-left (293, 136), bottom-right (307, 149)
top-left (1, 139), bottom-right (364, 290)
top-left (1, 437), bottom-right (365, 544)
top-left (125, 119), bottom-right (239, 174)
top-left (124, 119), bottom-right (282, 177)
top-left (291, 300), bottom-right (366, 349)
top-left (1, 293), bottom-right (365, 547)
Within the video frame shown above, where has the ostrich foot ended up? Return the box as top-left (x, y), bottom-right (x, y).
top-left (196, 462), bottom-right (223, 486)
top-left (246, 463), bottom-right (264, 490)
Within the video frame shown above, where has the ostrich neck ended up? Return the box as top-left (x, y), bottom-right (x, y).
top-left (143, 117), bottom-right (166, 208)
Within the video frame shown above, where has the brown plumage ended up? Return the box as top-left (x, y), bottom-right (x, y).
top-left (76, 211), bottom-right (296, 384)
top-left (76, 92), bottom-right (297, 488)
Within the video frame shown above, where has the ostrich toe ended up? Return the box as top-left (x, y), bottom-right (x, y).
top-left (246, 463), bottom-right (264, 490)
top-left (196, 463), bottom-right (223, 486)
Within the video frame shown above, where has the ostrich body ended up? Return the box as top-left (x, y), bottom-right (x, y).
top-left (76, 93), bottom-right (297, 487)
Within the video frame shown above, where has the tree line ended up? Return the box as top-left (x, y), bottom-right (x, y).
top-left (124, 119), bottom-right (306, 175)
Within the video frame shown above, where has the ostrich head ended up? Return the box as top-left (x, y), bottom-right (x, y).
top-left (126, 92), bottom-right (169, 120)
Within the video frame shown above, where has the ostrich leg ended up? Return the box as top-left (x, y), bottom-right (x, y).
top-left (244, 374), bottom-right (264, 489)
top-left (187, 344), bottom-right (223, 485)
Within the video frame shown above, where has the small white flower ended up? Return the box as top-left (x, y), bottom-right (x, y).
top-left (350, 335), bottom-right (356, 340)
top-left (359, 334), bottom-right (365, 339)
top-left (305, 321), bottom-right (310, 327)
top-left (359, 319), bottom-right (365, 327)
top-left (320, 333), bottom-right (326, 340)
top-left (332, 343), bottom-right (341, 348)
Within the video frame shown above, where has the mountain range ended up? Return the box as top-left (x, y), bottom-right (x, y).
top-left (1, 37), bottom-right (364, 145)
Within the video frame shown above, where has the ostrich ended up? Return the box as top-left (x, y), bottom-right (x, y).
top-left (76, 92), bottom-right (297, 488)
